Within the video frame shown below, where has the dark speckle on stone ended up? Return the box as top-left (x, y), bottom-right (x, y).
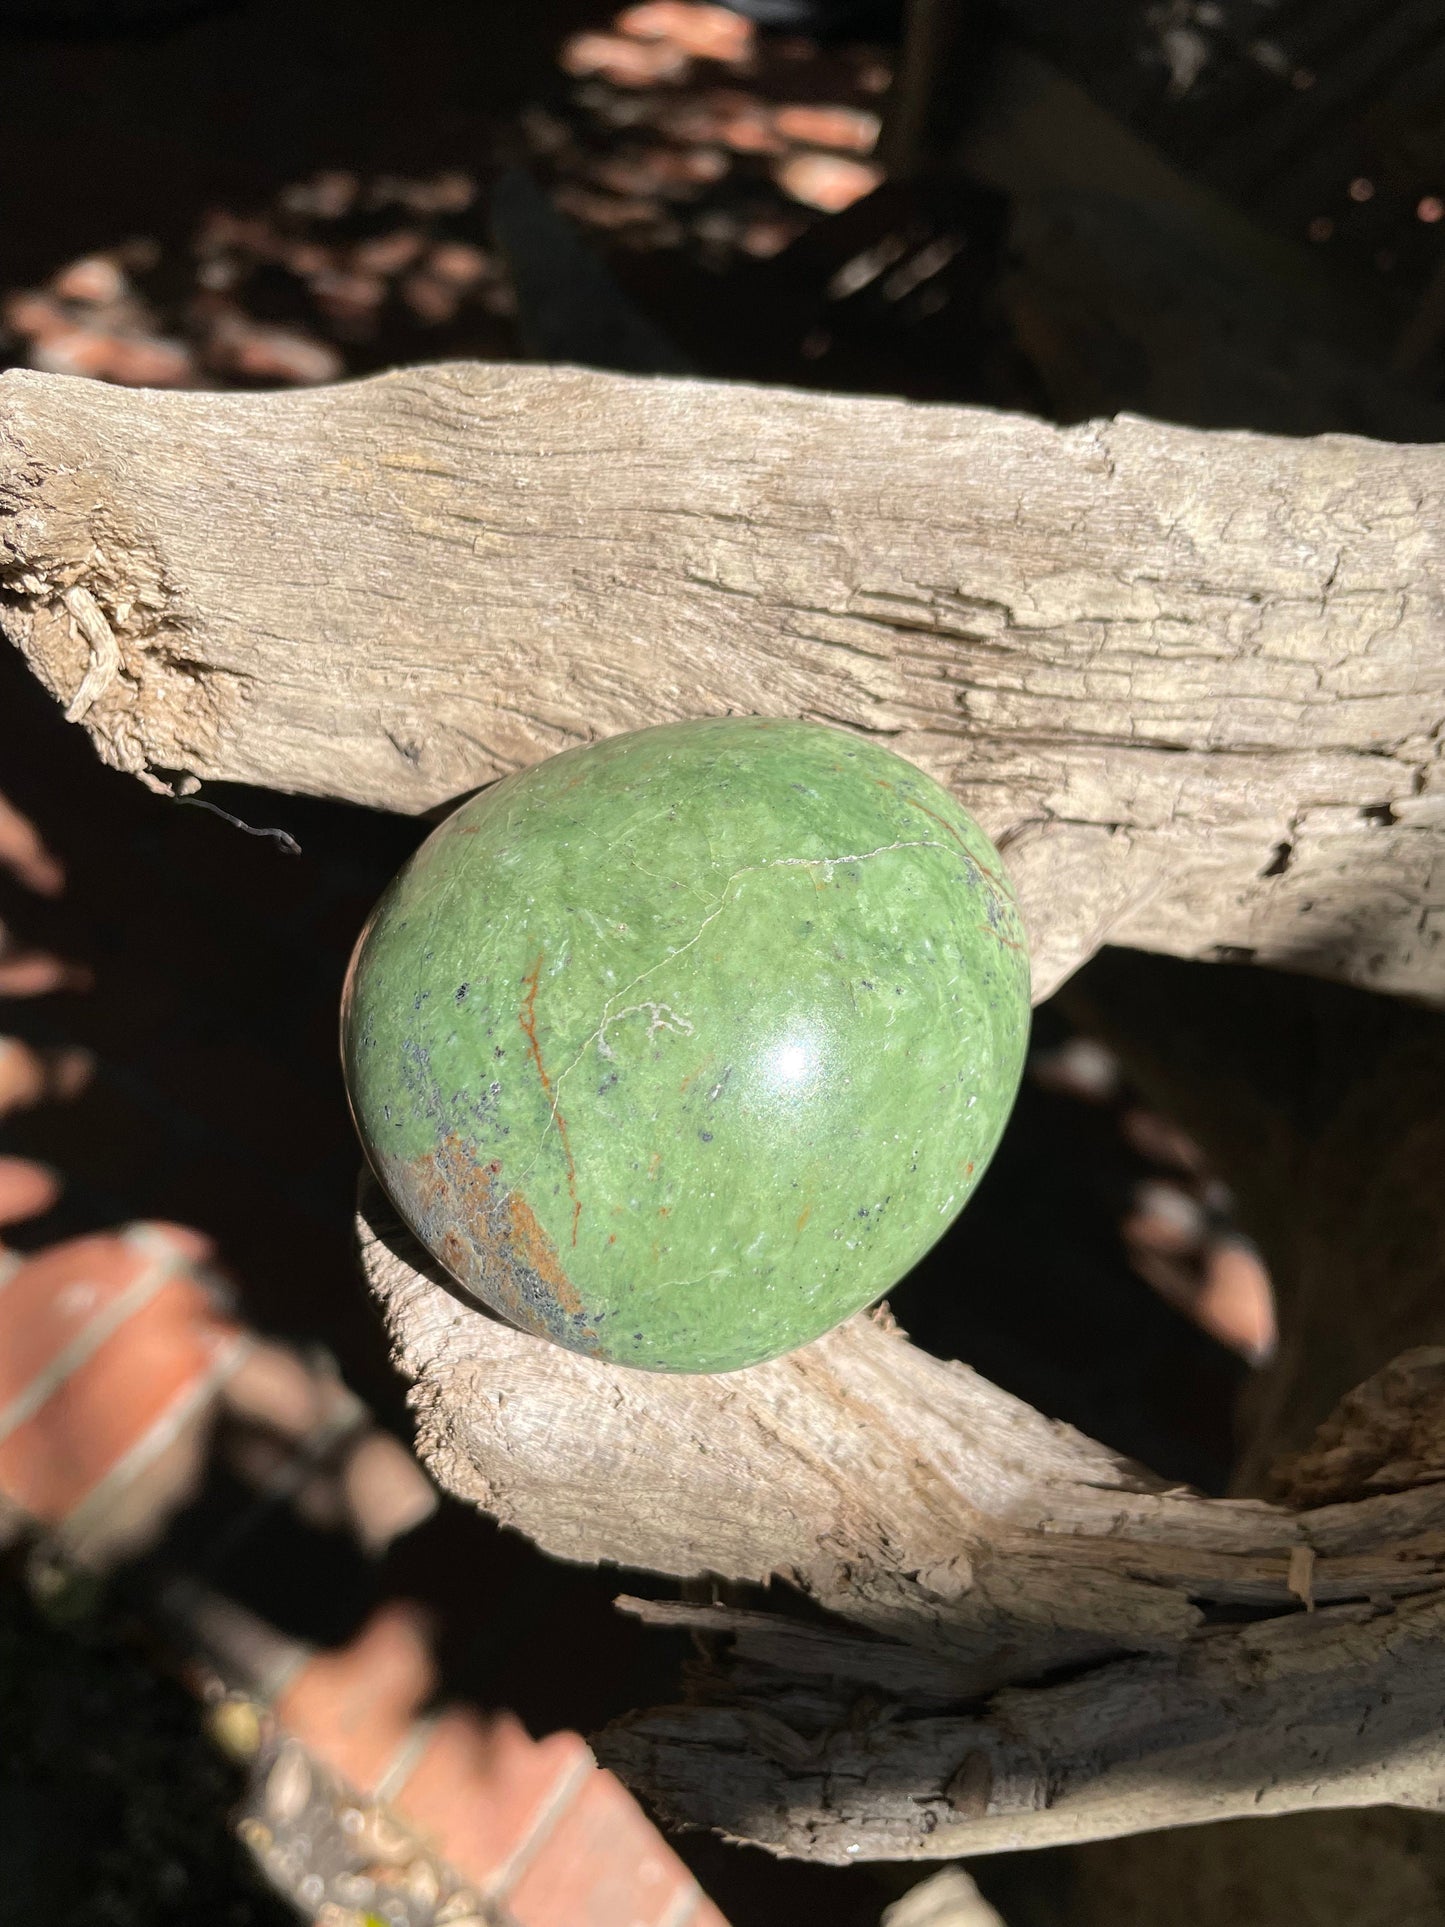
top-left (455, 983), bottom-right (469, 1002)
top-left (699, 1130), bottom-right (713, 1142)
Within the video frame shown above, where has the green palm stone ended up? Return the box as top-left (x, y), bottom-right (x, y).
top-left (342, 717), bottom-right (1030, 1374)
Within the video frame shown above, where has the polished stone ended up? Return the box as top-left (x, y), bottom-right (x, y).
top-left (342, 717), bottom-right (1030, 1373)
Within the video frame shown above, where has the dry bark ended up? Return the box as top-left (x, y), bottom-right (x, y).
top-left (360, 1184), bottom-right (1445, 1861)
top-left (5, 361), bottom-right (1445, 1864)
top-left (1, 363), bottom-right (1441, 1004)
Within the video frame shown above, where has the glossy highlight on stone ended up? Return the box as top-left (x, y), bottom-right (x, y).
top-left (341, 718), bottom-right (1030, 1374)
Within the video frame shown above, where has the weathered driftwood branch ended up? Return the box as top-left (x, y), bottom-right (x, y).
top-left (605, 1590), bottom-right (1445, 1860)
top-left (1, 363), bottom-right (1441, 1003)
top-left (5, 361), bottom-right (1445, 1864)
top-left (361, 1184), bottom-right (1445, 1859)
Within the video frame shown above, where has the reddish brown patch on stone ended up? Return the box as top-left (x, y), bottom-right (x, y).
top-left (905, 793), bottom-right (967, 848)
top-left (399, 1134), bottom-right (592, 1343)
top-left (519, 952), bottom-right (582, 1246)
top-left (979, 921), bottom-right (1025, 952)
top-left (657, 1206), bottom-right (670, 1218)
top-left (507, 1191), bottom-right (588, 1322)
top-left (795, 1202), bottom-right (813, 1233)
top-left (906, 794), bottom-right (1005, 886)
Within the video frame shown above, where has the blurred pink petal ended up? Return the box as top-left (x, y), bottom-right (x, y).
top-left (561, 29), bottom-right (690, 86)
top-left (616, 2), bottom-right (755, 63)
top-left (50, 255), bottom-right (129, 305)
top-left (774, 152), bottom-right (883, 213)
top-left (0, 792), bottom-right (64, 896)
top-left (773, 103), bottom-right (880, 152)
top-left (0, 1156), bottom-right (61, 1228)
top-left (1197, 1239), bottom-right (1277, 1364)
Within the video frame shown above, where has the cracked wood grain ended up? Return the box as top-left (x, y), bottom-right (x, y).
top-left (358, 1184), bottom-right (1445, 1663)
top-left (1, 363), bottom-right (1440, 1002)
top-left (7, 359), bottom-right (1445, 1864)
top-left (360, 1172), bottom-right (1445, 1860)
top-left (601, 1591), bottom-right (1445, 1861)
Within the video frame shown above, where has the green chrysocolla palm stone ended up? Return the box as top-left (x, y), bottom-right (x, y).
top-left (342, 717), bottom-right (1030, 1374)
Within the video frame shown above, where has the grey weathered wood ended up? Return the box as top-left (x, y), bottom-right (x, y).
top-left (1, 364), bottom-right (1441, 1003)
top-left (361, 1184), bottom-right (1445, 1858)
top-left (602, 1591), bottom-right (1445, 1861)
top-left (6, 358), bottom-right (1445, 1867)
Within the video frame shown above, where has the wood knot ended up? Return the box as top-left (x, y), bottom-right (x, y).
top-left (944, 1749), bottom-right (993, 1819)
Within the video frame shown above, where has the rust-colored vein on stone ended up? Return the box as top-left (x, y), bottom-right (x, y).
top-left (519, 952), bottom-right (582, 1246)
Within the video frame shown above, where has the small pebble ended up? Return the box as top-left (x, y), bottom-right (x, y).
top-left (773, 104), bottom-right (880, 153)
top-left (400, 273), bottom-right (461, 325)
top-left (352, 230), bottom-right (427, 277)
top-left (1198, 1239), bottom-right (1277, 1364)
top-left (331, 1871), bottom-right (377, 1905)
top-left (774, 153), bottom-right (883, 213)
top-left (205, 317), bottom-right (343, 385)
top-left (207, 1695), bottom-right (263, 1762)
top-left (561, 30), bottom-right (690, 86)
top-left (353, 1803), bottom-right (416, 1864)
top-left (1121, 1107), bottom-right (1206, 1174)
top-left (1030, 1035), bottom-right (1120, 1103)
top-left (425, 241), bottom-right (492, 288)
top-left (615, 1), bottom-right (754, 64)
top-left (265, 1741), bottom-right (313, 1823)
top-left (1124, 1179), bottom-right (1206, 1256)
top-left (30, 325), bottom-right (195, 387)
top-left (50, 255), bottom-right (129, 305)
top-left (403, 1858), bottom-right (440, 1906)
top-left (280, 171), bottom-right (359, 219)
